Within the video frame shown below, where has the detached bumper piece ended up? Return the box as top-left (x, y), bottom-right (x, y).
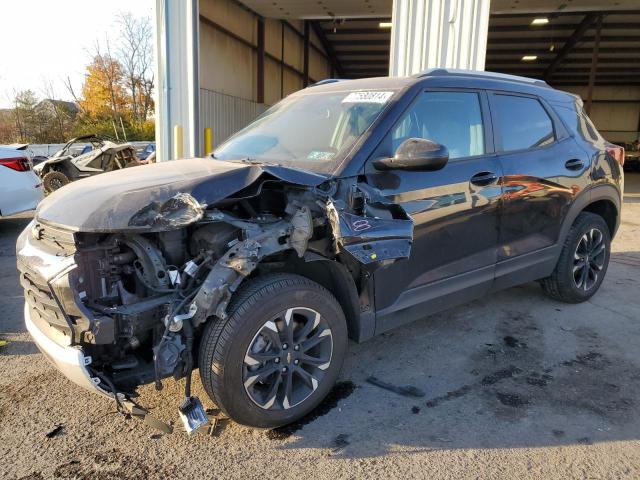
top-left (179, 396), bottom-right (209, 434)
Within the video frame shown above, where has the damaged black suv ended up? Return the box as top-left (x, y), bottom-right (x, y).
top-left (17, 69), bottom-right (623, 431)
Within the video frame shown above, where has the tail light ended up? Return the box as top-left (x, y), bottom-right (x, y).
top-left (0, 156), bottom-right (32, 172)
top-left (605, 143), bottom-right (625, 166)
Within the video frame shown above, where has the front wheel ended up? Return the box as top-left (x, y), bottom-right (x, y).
top-left (198, 273), bottom-right (348, 428)
top-left (541, 212), bottom-right (611, 303)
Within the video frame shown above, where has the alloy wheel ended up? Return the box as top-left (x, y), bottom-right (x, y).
top-left (243, 307), bottom-right (333, 410)
top-left (573, 228), bottom-right (606, 291)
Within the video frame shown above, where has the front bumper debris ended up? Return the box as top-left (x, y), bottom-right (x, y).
top-left (26, 303), bottom-right (174, 433)
top-left (24, 302), bottom-right (112, 398)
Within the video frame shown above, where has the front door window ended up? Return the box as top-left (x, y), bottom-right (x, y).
top-left (389, 91), bottom-right (485, 159)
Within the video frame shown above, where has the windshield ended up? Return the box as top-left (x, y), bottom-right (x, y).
top-left (213, 89), bottom-right (396, 174)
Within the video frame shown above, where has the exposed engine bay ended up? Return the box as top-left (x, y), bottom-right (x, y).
top-left (73, 186), bottom-right (319, 390)
top-left (45, 176), bottom-right (411, 427)
top-left (18, 159), bottom-right (413, 432)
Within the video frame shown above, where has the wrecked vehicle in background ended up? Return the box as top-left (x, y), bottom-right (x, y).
top-left (17, 70), bottom-right (621, 432)
top-left (34, 134), bottom-right (140, 193)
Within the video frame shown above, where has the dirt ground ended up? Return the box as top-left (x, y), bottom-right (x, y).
top-left (1, 173), bottom-right (639, 480)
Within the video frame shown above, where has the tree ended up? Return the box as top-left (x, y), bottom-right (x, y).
top-left (13, 90), bottom-right (40, 142)
top-left (117, 13), bottom-right (155, 124)
top-left (60, 13), bottom-right (156, 141)
top-left (0, 110), bottom-right (14, 144)
top-left (0, 13), bottom-right (154, 144)
top-left (81, 41), bottom-right (128, 123)
top-left (41, 80), bottom-right (75, 141)
top-left (9, 90), bottom-right (78, 143)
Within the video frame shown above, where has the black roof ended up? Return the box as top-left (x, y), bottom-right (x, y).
top-left (415, 68), bottom-right (550, 88)
top-left (305, 68), bottom-right (577, 103)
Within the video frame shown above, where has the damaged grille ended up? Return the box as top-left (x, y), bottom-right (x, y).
top-left (31, 222), bottom-right (76, 253)
top-left (19, 262), bottom-right (70, 335)
top-left (18, 223), bottom-right (77, 343)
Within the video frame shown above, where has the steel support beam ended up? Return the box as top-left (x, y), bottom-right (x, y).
top-left (490, 67), bottom-right (640, 74)
top-left (586, 15), bottom-right (603, 115)
top-left (280, 21), bottom-right (285, 97)
top-left (491, 9), bottom-right (640, 18)
top-left (389, 0), bottom-right (490, 76)
top-left (544, 13), bottom-right (600, 81)
top-left (154, 0), bottom-right (200, 161)
top-left (285, 21), bottom-right (328, 62)
top-left (550, 78), bottom-right (640, 85)
top-left (489, 57), bottom-right (640, 66)
top-left (303, 21), bottom-right (310, 87)
top-left (257, 18), bottom-right (265, 103)
top-left (310, 21), bottom-right (345, 78)
top-left (488, 47), bottom-right (640, 56)
top-left (199, 15), bottom-right (315, 86)
top-left (491, 34), bottom-right (640, 45)
top-left (489, 22), bottom-right (640, 33)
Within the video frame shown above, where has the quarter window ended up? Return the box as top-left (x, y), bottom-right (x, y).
top-left (389, 91), bottom-right (485, 159)
top-left (554, 103), bottom-right (599, 143)
top-left (492, 94), bottom-right (555, 152)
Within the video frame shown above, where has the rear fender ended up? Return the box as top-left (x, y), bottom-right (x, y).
top-left (558, 184), bottom-right (621, 244)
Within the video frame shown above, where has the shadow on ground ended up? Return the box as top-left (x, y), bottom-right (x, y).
top-left (2, 176), bottom-right (640, 477)
top-left (259, 272), bottom-right (640, 457)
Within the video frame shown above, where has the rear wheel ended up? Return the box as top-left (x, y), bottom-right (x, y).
top-left (198, 273), bottom-right (348, 428)
top-left (541, 212), bottom-right (610, 303)
top-left (42, 171), bottom-right (69, 193)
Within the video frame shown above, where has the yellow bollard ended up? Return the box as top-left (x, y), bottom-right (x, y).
top-left (204, 128), bottom-right (213, 156)
top-left (173, 124), bottom-right (183, 159)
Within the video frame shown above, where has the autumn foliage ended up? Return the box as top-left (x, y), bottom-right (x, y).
top-left (80, 58), bottom-right (128, 120)
top-left (0, 13), bottom-right (154, 144)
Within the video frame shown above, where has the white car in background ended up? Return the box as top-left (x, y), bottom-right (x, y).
top-left (0, 146), bottom-right (43, 217)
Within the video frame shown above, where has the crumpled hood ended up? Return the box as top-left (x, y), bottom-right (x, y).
top-left (36, 158), bottom-right (328, 232)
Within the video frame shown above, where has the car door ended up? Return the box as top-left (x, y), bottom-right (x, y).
top-left (364, 89), bottom-right (503, 332)
top-left (487, 92), bottom-right (593, 287)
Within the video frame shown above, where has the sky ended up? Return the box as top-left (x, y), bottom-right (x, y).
top-left (0, 0), bottom-right (154, 108)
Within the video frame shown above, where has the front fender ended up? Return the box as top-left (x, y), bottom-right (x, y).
top-left (300, 252), bottom-right (374, 342)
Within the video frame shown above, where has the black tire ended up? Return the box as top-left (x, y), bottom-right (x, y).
top-left (42, 171), bottom-right (70, 193)
top-left (198, 273), bottom-right (348, 428)
top-left (541, 212), bottom-right (611, 303)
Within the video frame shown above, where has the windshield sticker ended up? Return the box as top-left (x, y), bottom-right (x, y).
top-left (307, 150), bottom-right (335, 161)
top-left (342, 91), bottom-right (394, 104)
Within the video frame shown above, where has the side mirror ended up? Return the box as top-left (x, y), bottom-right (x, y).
top-left (373, 138), bottom-right (449, 171)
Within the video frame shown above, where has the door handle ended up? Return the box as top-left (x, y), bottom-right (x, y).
top-left (565, 159), bottom-right (584, 171)
top-left (470, 171), bottom-right (498, 186)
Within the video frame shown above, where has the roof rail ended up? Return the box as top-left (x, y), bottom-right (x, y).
top-left (310, 78), bottom-right (347, 87)
top-left (416, 68), bottom-right (550, 88)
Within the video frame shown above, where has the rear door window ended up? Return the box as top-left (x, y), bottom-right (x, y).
top-left (492, 94), bottom-right (555, 152)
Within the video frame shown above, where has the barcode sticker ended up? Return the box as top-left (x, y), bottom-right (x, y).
top-left (342, 91), bottom-right (394, 104)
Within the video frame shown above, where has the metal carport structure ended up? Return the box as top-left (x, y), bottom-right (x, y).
top-left (154, 0), bottom-right (640, 162)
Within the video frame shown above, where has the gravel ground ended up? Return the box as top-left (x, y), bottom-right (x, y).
top-left (1, 173), bottom-right (640, 480)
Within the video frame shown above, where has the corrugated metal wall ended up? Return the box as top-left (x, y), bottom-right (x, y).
top-left (389, 0), bottom-right (490, 76)
top-left (199, 88), bottom-right (267, 149)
